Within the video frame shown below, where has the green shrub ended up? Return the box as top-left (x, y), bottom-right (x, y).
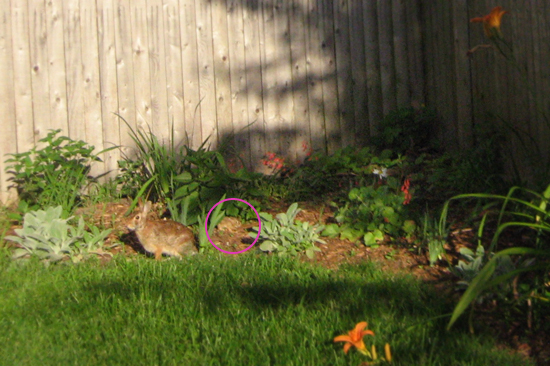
top-left (327, 176), bottom-right (416, 246)
top-left (4, 130), bottom-right (112, 215)
top-left (283, 146), bottom-right (406, 201)
top-left (373, 106), bottom-right (439, 155)
top-left (116, 118), bottom-right (263, 224)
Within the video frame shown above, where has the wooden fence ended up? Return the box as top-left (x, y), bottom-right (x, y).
top-left (1, 0), bottom-right (549, 204)
top-left (423, 1), bottom-right (550, 181)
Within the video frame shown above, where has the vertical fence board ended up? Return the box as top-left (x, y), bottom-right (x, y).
top-left (10, 0), bottom-right (35, 153)
top-left (348, 0), bottom-right (367, 143)
top-left (333, 0), bottom-right (354, 148)
top-left (531, 0), bottom-right (548, 162)
top-left (179, 0), bottom-right (201, 147)
top-left (540, 1), bottom-right (550, 163)
top-left (432, 2), bottom-right (452, 145)
top-left (147, 0), bottom-right (170, 139)
top-left (318, 0), bottom-right (338, 153)
top-left (467, 1), bottom-right (487, 138)
top-left (226, 0), bottom-right (251, 166)
top-left (162, 0), bottom-right (185, 146)
top-left (377, 0), bottom-right (396, 116)
top-left (508, 0), bottom-right (529, 141)
top-left (260, 1), bottom-right (278, 153)
top-left (63, 1), bottom-right (86, 142)
top-left (437, 1), bottom-right (455, 148)
top-left (80, 1), bottom-right (105, 176)
top-left (46, 0), bottom-right (69, 133)
top-left (97, 0), bottom-right (121, 178)
top-left (242, 1), bottom-right (265, 168)
top-left (452, 0), bottom-right (472, 149)
top-left (0, 0), bottom-right (17, 203)
top-left (289, 0), bottom-right (310, 162)
top-left (363, 0), bottom-right (381, 137)
top-left (519, 1), bottom-right (536, 139)
top-left (195, 0), bottom-right (217, 147)
top-left (405, 0), bottom-right (424, 107)
top-left (274, 0), bottom-right (295, 156)
top-left (305, 0), bottom-right (326, 152)
top-left (392, 0), bottom-right (409, 107)
top-left (131, 0), bottom-right (153, 133)
top-left (29, 0), bottom-right (52, 141)
top-left (211, 0), bottom-right (233, 146)
top-left (114, 0), bottom-right (137, 157)
top-left (422, 1), bottom-right (434, 118)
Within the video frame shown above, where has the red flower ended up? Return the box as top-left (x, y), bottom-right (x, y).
top-left (401, 178), bottom-right (412, 205)
top-left (301, 141), bottom-right (313, 156)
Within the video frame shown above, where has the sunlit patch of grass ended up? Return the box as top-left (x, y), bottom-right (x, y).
top-left (0, 254), bottom-right (532, 366)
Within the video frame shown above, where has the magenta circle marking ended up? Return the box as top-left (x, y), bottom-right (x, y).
top-left (205, 198), bottom-right (261, 254)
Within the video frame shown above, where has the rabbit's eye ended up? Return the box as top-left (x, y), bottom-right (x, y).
top-left (134, 215), bottom-right (140, 220)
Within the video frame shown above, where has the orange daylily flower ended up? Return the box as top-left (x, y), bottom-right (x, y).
top-left (470, 6), bottom-right (508, 39)
top-left (333, 321), bottom-right (375, 355)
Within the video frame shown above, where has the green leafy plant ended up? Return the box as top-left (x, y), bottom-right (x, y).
top-left (373, 106), bottom-right (439, 155)
top-left (117, 117), bottom-right (263, 224)
top-left (251, 203), bottom-right (325, 259)
top-left (444, 185), bottom-right (550, 331)
top-left (197, 198), bottom-right (226, 252)
top-left (116, 117), bottom-right (196, 201)
top-left (423, 126), bottom-right (505, 196)
top-left (418, 211), bottom-right (447, 265)
top-left (4, 130), bottom-right (113, 215)
top-left (329, 176), bottom-right (415, 246)
top-left (6, 206), bottom-right (111, 262)
top-left (282, 146), bottom-right (406, 201)
top-left (453, 244), bottom-right (486, 291)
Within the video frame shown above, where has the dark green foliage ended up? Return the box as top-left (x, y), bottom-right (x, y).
top-left (373, 107), bottom-right (439, 155)
top-left (4, 130), bottom-right (111, 216)
top-left (283, 146), bottom-right (406, 201)
top-left (330, 176), bottom-right (415, 245)
top-left (116, 118), bottom-right (263, 225)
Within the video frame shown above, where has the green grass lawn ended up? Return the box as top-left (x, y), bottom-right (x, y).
top-left (0, 253), bottom-right (531, 366)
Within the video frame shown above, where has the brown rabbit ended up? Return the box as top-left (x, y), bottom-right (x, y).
top-left (217, 216), bottom-right (242, 233)
top-left (126, 200), bottom-right (197, 260)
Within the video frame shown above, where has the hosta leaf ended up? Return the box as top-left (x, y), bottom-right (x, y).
top-left (340, 227), bottom-right (363, 241)
top-left (321, 223), bottom-right (340, 238)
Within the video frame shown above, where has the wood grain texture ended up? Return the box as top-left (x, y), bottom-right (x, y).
top-left (0, 0), bottom-right (17, 203)
top-left (7, 1), bottom-right (548, 195)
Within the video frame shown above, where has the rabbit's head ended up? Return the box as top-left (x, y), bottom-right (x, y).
top-left (126, 200), bottom-right (152, 232)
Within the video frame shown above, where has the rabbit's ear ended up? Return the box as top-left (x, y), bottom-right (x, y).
top-left (142, 201), bottom-right (152, 215)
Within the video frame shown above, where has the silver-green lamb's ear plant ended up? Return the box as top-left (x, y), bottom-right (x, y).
top-left (6, 206), bottom-right (111, 262)
top-left (251, 202), bottom-right (325, 259)
top-left (444, 184), bottom-right (550, 332)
